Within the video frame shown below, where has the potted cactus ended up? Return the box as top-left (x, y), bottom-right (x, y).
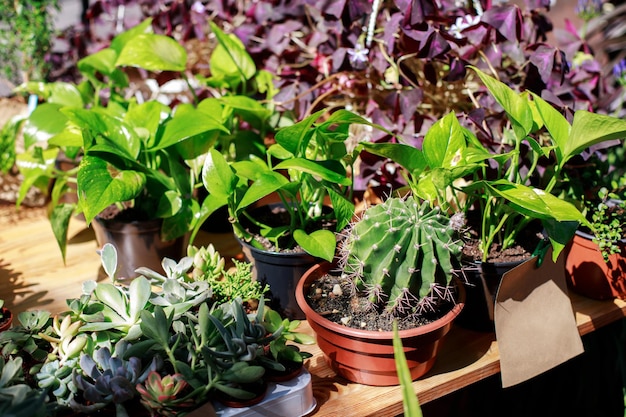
top-left (295, 196), bottom-right (466, 386)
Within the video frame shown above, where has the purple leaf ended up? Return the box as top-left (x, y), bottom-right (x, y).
top-left (419, 30), bottom-right (451, 59)
top-left (482, 5), bottom-right (522, 42)
top-left (528, 44), bottom-right (556, 79)
top-left (445, 57), bottom-right (467, 81)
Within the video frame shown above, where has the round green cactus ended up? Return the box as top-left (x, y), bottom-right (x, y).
top-left (338, 196), bottom-right (463, 316)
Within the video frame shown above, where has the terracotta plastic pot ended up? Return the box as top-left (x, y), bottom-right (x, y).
top-left (92, 217), bottom-right (188, 280)
top-left (0, 308), bottom-right (13, 332)
top-left (565, 230), bottom-right (626, 300)
top-left (296, 262), bottom-right (465, 386)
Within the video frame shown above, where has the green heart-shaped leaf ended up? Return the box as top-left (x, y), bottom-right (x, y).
top-left (293, 229), bottom-right (336, 261)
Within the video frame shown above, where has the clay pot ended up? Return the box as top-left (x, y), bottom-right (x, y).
top-left (0, 308), bottom-right (13, 332)
top-left (92, 216), bottom-right (188, 280)
top-left (295, 262), bottom-right (465, 386)
top-left (565, 230), bottom-right (626, 300)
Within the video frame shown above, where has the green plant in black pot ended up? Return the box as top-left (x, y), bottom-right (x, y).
top-left (199, 109), bottom-right (385, 261)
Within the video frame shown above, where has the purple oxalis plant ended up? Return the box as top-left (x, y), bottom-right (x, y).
top-left (44, 0), bottom-right (625, 198)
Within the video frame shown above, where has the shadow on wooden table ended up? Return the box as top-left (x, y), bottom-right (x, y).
top-left (0, 259), bottom-right (53, 311)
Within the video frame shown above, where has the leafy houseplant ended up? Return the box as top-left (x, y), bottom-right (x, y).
top-left (356, 67), bottom-right (626, 330)
top-left (200, 108), bottom-right (386, 318)
top-left (0, 243), bottom-right (315, 416)
top-left (13, 19), bottom-right (229, 272)
top-left (296, 195), bottom-right (466, 386)
top-left (363, 68), bottom-right (626, 264)
top-left (200, 108), bottom-right (382, 261)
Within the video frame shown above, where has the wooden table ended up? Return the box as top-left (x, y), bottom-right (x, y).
top-left (2, 209), bottom-right (626, 417)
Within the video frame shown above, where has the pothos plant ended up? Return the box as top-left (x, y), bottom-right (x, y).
top-left (198, 109), bottom-right (387, 262)
top-left (361, 67), bottom-right (626, 264)
top-left (13, 19), bottom-right (229, 261)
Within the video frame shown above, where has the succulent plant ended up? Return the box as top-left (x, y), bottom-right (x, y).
top-left (39, 314), bottom-right (88, 366)
top-left (0, 310), bottom-right (53, 378)
top-left (188, 244), bottom-right (268, 304)
top-left (136, 371), bottom-right (195, 417)
top-left (0, 356), bottom-right (48, 417)
top-left (36, 357), bottom-right (77, 407)
top-left (70, 340), bottom-right (160, 416)
top-left (338, 196), bottom-right (464, 316)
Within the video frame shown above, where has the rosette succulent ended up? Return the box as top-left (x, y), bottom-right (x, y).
top-left (70, 340), bottom-right (161, 416)
top-left (136, 372), bottom-right (195, 417)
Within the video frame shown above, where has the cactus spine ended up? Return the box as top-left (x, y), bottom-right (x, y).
top-left (338, 196), bottom-right (463, 316)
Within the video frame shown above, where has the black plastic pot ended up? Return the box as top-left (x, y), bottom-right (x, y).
top-left (239, 238), bottom-right (316, 320)
top-left (456, 259), bottom-right (524, 332)
top-left (92, 216), bottom-right (188, 280)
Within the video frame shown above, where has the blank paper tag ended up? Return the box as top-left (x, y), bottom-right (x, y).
top-left (495, 249), bottom-right (584, 387)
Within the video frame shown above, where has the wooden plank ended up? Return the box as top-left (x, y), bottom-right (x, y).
top-left (1, 209), bottom-right (625, 417)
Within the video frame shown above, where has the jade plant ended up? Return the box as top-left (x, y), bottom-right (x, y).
top-left (338, 196), bottom-right (464, 316)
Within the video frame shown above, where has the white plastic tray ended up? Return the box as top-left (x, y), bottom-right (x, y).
top-left (213, 368), bottom-right (316, 417)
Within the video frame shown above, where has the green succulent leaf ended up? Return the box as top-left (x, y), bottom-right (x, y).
top-left (99, 243), bottom-right (118, 280)
top-left (93, 284), bottom-right (128, 320)
top-left (128, 277), bottom-right (152, 322)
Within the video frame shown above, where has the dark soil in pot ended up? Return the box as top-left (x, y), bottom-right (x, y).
top-left (241, 204), bottom-right (337, 253)
top-left (263, 359), bottom-right (304, 383)
top-left (460, 218), bottom-right (545, 264)
top-left (303, 269), bottom-right (460, 332)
